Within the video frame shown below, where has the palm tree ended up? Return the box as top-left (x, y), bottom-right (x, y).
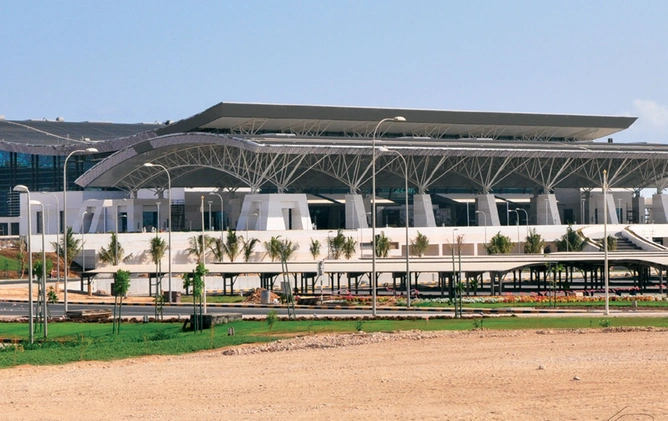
top-left (278, 239), bottom-right (299, 262)
top-left (221, 229), bottom-right (242, 262)
top-left (51, 227), bottom-right (81, 271)
top-left (556, 225), bottom-right (584, 252)
top-left (97, 233), bottom-right (124, 266)
top-left (485, 232), bottom-right (513, 254)
top-left (185, 234), bottom-right (213, 263)
top-left (242, 237), bottom-right (260, 262)
top-left (342, 237), bottom-right (357, 260)
top-left (410, 231), bottom-right (430, 257)
top-left (375, 232), bottom-right (391, 258)
top-left (524, 228), bottom-right (545, 254)
top-left (209, 237), bottom-right (225, 262)
top-left (309, 239), bottom-right (321, 260)
top-left (148, 236), bottom-right (167, 273)
top-left (327, 229), bottom-right (346, 260)
top-left (264, 236), bottom-right (284, 262)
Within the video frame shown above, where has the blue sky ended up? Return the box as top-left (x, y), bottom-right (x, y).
top-left (2, 0), bottom-right (667, 143)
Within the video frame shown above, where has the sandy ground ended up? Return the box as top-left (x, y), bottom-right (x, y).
top-left (1, 328), bottom-right (668, 420)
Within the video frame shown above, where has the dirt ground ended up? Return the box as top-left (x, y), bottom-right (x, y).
top-left (1, 327), bottom-right (667, 420)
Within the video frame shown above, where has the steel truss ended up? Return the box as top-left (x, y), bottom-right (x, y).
top-left (80, 133), bottom-right (668, 196)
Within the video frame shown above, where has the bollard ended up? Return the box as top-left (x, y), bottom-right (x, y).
top-left (228, 327), bottom-right (235, 336)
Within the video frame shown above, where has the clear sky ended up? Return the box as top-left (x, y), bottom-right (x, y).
top-left (2, 0), bottom-right (667, 143)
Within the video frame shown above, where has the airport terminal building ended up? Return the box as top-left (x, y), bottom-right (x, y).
top-left (3, 102), bottom-right (667, 240)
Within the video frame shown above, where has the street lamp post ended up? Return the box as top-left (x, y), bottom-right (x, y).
top-left (378, 147), bottom-right (411, 307)
top-left (452, 228), bottom-right (459, 304)
top-left (208, 201), bottom-right (213, 231)
top-left (371, 116), bottom-right (406, 317)
top-left (33, 200), bottom-right (47, 338)
top-left (603, 170), bottom-right (610, 315)
top-left (81, 211), bottom-right (87, 274)
top-left (618, 198), bottom-right (622, 223)
top-left (475, 210), bottom-right (487, 247)
top-left (14, 185), bottom-right (34, 343)
top-left (209, 192), bottom-right (224, 261)
top-left (63, 147), bottom-right (98, 311)
top-left (200, 195), bottom-right (207, 313)
top-left (509, 209), bottom-right (520, 253)
top-left (516, 207), bottom-right (529, 239)
top-left (46, 192), bottom-right (60, 292)
top-left (143, 163), bottom-right (172, 303)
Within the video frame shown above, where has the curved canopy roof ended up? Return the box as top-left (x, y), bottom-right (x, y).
top-left (157, 102), bottom-right (636, 142)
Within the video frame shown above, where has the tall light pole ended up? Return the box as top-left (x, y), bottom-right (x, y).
top-left (156, 202), bottom-right (161, 234)
top-left (475, 210), bottom-right (487, 247)
top-left (81, 211), bottom-right (88, 274)
top-left (581, 198), bottom-right (586, 224)
top-left (371, 116), bottom-right (406, 317)
top-left (618, 198), bottom-right (622, 223)
top-left (46, 192), bottom-right (60, 291)
top-left (378, 147), bottom-right (411, 307)
top-left (143, 163), bottom-right (172, 303)
top-left (509, 209), bottom-right (520, 253)
top-left (63, 147), bottom-right (98, 311)
top-left (603, 170), bottom-right (610, 315)
top-left (209, 191), bottom-right (224, 261)
top-left (208, 201), bottom-right (214, 232)
top-left (33, 200), bottom-right (47, 338)
top-left (200, 195), bottom-right (207, 313)
top-left (13, 185), bottom-right (34, 343)
top-left (516, 208), bottom-right (529, 239)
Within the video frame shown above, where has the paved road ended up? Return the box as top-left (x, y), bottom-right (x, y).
top-left (0, 301), bottom-right (457, 319)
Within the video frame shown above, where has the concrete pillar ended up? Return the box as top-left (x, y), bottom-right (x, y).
top-left (589, 192), bottom-right (619, 224)
top-left (535, 194), bottom-right (561, 225)
top-left (236, 194), bottom-right (312, 231)
top-left (413, 194), bottom-right (436, 227)
top-left (632, 195), bottom-right (645, 224)
top-left (651, 194), bottom-right (668, 224)
top-left (345, 194), bottom-right (369, 229)
top-left (475, 194), bottom-right (500, 226)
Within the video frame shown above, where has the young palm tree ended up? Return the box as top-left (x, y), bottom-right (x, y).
top-left (309, 238), bottom-right (321, 260)
top-left (342, 237), bottom-right (357, 260)
top-left (375, 232), bottom-right (391, 258)
top-left (148, 236), bottom-right (167, 273)
top-left (185, 234), bottom-right (213, 263)
top-left (264, 236), bottom-right (283, 262)
top-left (278, 239), bottom-right (299, 262)
top-left (221, 229), bottom-right (242, 262)
top-left (51, 227), bottom-right (81, 271)
top-left (524, 228), bottom-right (545, 254)
top-left (208, 237), bottom-right (225, 262)
top-left (327, 229), bottom-right (346, 260)
top-left (485, 232), bottom-right (513, 254)
top-left (556, 225), bottom-right (585, 252)
top-left (410, 231), bottom-right (430, 257)
top-left (97, 233), bottom-right (124, 266)
top-left (242, 237), bottom-right (260, 262)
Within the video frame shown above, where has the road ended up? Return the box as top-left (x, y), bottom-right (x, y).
top-left (0, 301), bottom-right (453, 319)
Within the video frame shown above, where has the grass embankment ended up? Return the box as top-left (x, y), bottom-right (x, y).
top-left (414, 300), bottom-right (668, 309)
top-left (2, 316), bottom-right (668, 368)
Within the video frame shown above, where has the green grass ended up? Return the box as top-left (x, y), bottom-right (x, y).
top-left (412, 300), bottom-right (668, 309)
top-left (2, 316), bottom-right (668, 368)
top-left (0, 254), bottom-right (20, 272)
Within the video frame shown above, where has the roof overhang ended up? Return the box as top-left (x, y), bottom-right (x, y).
top-left (157, 102), bottom-right (636, 142)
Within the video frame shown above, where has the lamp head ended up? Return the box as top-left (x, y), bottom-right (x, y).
top-left (13, 184), bottom-right (29, 193)
top-left (393, 116), bottom-right (406, 122)
top-left (85, 148), bottom-right (98, 153)
top-left (143, 163), bottom-right (155, 167)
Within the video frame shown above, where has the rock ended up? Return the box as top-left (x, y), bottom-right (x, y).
top-left (538, 365), bottom-right (546, 370)
top-left (573, 376), bottom-right (581, 381)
